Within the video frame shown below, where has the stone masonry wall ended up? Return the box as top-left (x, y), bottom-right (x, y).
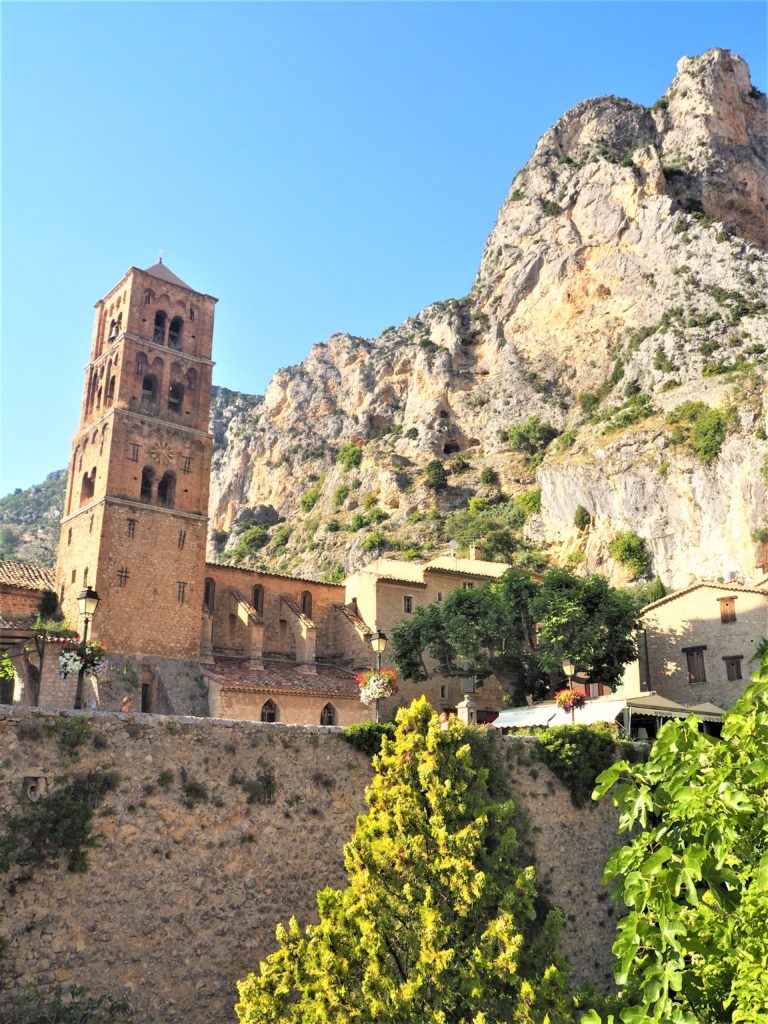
top-left (0, 707), bottom-right (623, 1023)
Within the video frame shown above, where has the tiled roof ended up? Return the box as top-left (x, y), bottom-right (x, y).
top-left (208, 659), bottom-right (361, 699)
top-left (0, 560), bottom-right (55, 592)
top-left (425, 556), bottom-right (510, 578)
top-left (642, 581), bottom-right (768, 614)
top-left (204, 561), bottom-right (343, 587)
top-left (142, 259), bottom-right (192, 290)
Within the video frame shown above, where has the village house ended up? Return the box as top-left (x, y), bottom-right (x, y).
top-left (624, 579), bottom-right (768, 709)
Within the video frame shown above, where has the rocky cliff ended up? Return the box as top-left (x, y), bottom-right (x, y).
top-left (209, 49), bottom-right (768, 590)
top-left (5, 51), bottom-right (767, 591)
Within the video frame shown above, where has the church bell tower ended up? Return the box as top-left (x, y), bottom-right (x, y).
top-left (55, 261), bottom-right (217, 659)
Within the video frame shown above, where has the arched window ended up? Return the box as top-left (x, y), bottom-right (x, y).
top-left (144, 290), bottom-right (154, 305)
top-left (168, 317), bottom-right (183, 350)
top-left (157, 471), bottom-right (176, 508)
top-left (168, 381), bottom-right (184, 413)
top-left (189, 305), bottom-right (196, 321)
top-left (260, 699), bottom-right (278, 723)
top-left (203, 577), bottom-right (215, 612)
top-left (153, 311), bottom-right (167, 344)
top-left (135, 352), bottom-right (148, 377)
top-left (106, 376), bottom-right (116, 405)
top-left (141, 374), bottom-right (157, 402)
top-left (140, 466), bottom-right (154, 502)
top-left (81, 468), bottom-right (96, 505)
top-left (108, 318), bottom-right (119, 341)
top-left (251, 585), bottom-right (263, 614)
top-left (300, 590), bottom-right (313, 619)
top-left (186, 367), bottom-right (198, 392)
top-left (320, 703), bottom-right (336, 726)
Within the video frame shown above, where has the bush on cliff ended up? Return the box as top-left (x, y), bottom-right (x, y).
top-left (236, 698), bottom-right (572, 1024)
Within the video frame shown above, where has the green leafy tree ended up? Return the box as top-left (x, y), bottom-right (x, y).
top-left (529, 569), bottom-right (640, 688)
top-left (585, 655), bottom-right (768, 1024)
top-left (236, 699), bottom-right (571, 1024)
top-left (392, 569), bottom-right (542, 704)
top-left (393, 568), bottom-right (638, 704)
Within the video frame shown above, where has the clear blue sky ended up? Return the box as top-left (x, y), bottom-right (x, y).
top-left (1, 1), bottom-right (766, 494)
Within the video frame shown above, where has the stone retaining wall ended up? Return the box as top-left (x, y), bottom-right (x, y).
top-left (0, 707), bottom-right (623, 1022)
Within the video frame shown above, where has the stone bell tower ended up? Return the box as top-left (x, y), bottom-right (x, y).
top-left (55, 261), bottom-right (217, 659)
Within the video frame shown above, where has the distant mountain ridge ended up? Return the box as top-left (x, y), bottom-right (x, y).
top-left (5, 50), bottom-right (767, 590)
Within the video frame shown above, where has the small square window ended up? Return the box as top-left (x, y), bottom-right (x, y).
top-left (117, 567), bottom-right (129, 588)
top-left (181, 456), bottom-right (192, 474)
top-left (177, 581), bottom-right (187, 604)
top-left (440, 684), bottom-right (449, 700)
top-left (437, 591), bottom-right (443, 602)
top-left (71, 569), bottom-right (76, 583)
top-left (127, 518), bottom-right (136, 539)
top-left (129, 443), bottom-right (140, 462)
top-left (723, 656), bottom-right (743, 681)
top-left (403, 596), bottom-right (413, 614)
top-left (178, 529), bottom-right (186, 550)
top-left (684, 646), bottom-right (707, 684)
top-left (462, 581), bottom-right (475, 590)
top-left (718, 597), bottom-right (736, 624)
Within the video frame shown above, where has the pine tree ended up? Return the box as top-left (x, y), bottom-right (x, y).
top-left (236, 698), bottom-right (570, 1024)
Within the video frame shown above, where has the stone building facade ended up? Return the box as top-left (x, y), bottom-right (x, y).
top-left (633, 581), bottom-right (768, 708)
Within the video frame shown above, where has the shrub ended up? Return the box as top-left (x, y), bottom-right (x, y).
top-left (50, 715), bottom-right (93, 755)
top-left (228, 525), bottom-right (269, 560)
top-left (299, 484), bottom-right (322, 513)
top-left (271, 525), bottom-right (292, 552)
top-left (336, 443), bottom-right (363, 471)
top-left (362, 531), bottom-right (387, 553)
top-left (534, 725), bottom-right (628, 808)
top-left (180, 773), bottom-right (208, 808)
top-left (573, 505), bottom-right (591, 531)
top-left (333, 484), bottom-right (349, 509)
top-left (157, 769), bottom-right (175, 790)
top-left (513, 487), bottom-right (541, 519)
top-left (0, 770), bottom-right (118, 874)
top-left (423, 460), bottom-right (448, 492)
top-left (348, 513), bottom-right (367, 532)
top-left (542, 200), bottom-right (562, 215)
top-left (341, 721), bottom-right (397, 757)
top-left (653, 346), bottom-right (677, 373)
top-left (666, 401), bottom-right (729, 463)
top-left (320, 562), bottom-right (345, 584)
top-left (479, 466), bottom-right (498, 486)
top-left (325, 519), bottom-right (341, 533)
top-left (608, 531), bottom-right (650, 579)
top-left (3, 983), bottom-right (132, 1023)
top-left (404, 427), bottom-right (419, 440)
top-left (505, 416), bottom-right (559, 462)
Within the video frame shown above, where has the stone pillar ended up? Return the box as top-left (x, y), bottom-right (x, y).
top-left (456, 696), bottom-right (477, 726)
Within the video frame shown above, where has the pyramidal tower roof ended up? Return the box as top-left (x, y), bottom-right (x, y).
top-left (142, 258), bottom-right (192, 291)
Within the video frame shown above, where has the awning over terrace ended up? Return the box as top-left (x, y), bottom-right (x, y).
top-left (491, 691), bottom-right (725, 730)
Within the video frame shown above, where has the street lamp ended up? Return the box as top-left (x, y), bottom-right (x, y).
top-left (74, 587), bottom-right (100, 710)
top-left (369, 630), bottom-right (388, 724)
top-left (562, 657), bottom-right (576, 724)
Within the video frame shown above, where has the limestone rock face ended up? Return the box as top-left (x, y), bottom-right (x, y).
top-left (207, 49), bottom-right (767, 588)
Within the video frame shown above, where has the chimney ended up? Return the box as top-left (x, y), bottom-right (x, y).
top-left (468, 544), bottom-right (478, 561)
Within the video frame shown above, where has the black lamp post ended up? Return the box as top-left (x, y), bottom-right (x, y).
top-left (74, 587), bottom-right (100, 710)
top-left (369, 630), bottom-right (388, 724)
top-left (562, 657), bottom-right (576, 724)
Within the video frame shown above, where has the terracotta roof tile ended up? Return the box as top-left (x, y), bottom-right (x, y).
top-left (204, 561), bottom-right (343, 587)
top-left (208, 659), bottom-right (361, 699)
top-left (642, 581), bottom-right (768, 614)
top-left (0, 560), bottom-right (55, 592)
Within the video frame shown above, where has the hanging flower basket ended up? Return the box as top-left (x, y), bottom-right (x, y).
top-left (555, 688), bottom-right (585, 713)
top-left (355, 668), bottom-right (399, 706)
top-left (58, 639), bottom-right (108, 680)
